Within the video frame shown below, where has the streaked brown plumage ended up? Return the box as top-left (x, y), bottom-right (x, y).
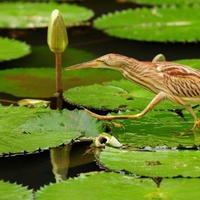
top-left (67, 53), bottom-right (200, 132)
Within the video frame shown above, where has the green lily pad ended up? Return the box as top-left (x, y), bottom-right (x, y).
top-left (35, 172), bottom-right (200, 200)
top-left (0, 181), bottom-right (32, 200)
top-left (0, 68), bottom-right (120, 98)
top-left (99, 147), bottom-right (200, 177)
top-left (0, 2), bottom-right (94, 28)
top-left (109, 109), bottom-right (200, 147)
top-left (64, 79), bottom-right (181, 111)
top-left (94, 6), bottom-right (200, 42)
top-left (20, 109), bottom-right (104, 138)
top-left (130, 0), bottom-right (200, 6)
top-left (0, 105), bottom-right (103, 154)
top-left (0, 37), bottom-right (31, 62)
top-left (0, 47), bottom-right (121, 98)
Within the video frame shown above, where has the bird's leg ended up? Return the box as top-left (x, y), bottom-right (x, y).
top-left (180, 106), bottom-right (200, 135)
top-left (84, 92), bottom-right (166, 127)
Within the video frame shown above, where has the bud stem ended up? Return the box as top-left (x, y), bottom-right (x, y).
top-left (55, 53), bottom-right (63, 109)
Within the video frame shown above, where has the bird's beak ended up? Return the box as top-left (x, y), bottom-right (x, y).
top-left (66, 60), bottom-right (102, 70)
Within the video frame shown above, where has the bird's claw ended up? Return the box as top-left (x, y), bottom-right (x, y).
top-left (82, 106), bottom-right (125, 129)
top-left (109, 120), bottom-right (125, 129)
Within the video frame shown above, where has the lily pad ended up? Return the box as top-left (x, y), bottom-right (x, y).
top-left (130, 0), bottom-right (200, 6)
top-left (109, 109), bottom-right (200, 147)
top-left (0, 68), bottom-right (120, 98)
top-left (0, 37), bottom-right (31, 62)
top-left (0, 2), bottom-right (94, 28)
top-left (0, 47), bottom-right (122, 98)
top-left (99, 147), bottom-right (200, 177)
top-left (94, 6), bottom-right (200, 42)
top-left (0, 181), bottom-right (32, 200)
top-left (35, 172), bottom-right (200, 200)
top-left (64, 79), bottom-right (182, 111)
top-left (0, 105), bottom-right (103, 154)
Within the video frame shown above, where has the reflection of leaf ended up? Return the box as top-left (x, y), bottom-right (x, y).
top-left (35, 172), bottom-right (200, 199)
top-left (99, 147), bottom-right (200, 177)
top-left (0, 105), bottom-right (103, 154)
top-left (0, 37), bottom-right (31, 62)
top-left (130, 0), bottom-right (200, 6)
top-left (0, 181), bottom-right (32, 200)
top-left (0, 2), bottom-right (94, 28)
top-left (94, 6), bottom-right (200, 42)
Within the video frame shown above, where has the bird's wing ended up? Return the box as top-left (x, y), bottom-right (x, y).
top-left (156, 62), bottom-right (200, 98)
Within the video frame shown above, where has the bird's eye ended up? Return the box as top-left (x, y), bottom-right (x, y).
top-left (101, 59), bottom-right (108, 65)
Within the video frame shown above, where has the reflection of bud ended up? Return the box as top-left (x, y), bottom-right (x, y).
top-left (47, 9), bottom-right (68, 53)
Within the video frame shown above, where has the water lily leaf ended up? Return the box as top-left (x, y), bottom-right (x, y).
top-left (109, 109), bottom-right (200, 147)
top-left (94, 6), bottom-right (200, 42)
top-left (64, 79), bottom-right (181, 111)
top-left (99, 147), bottom-right (200, 177)
top-left (0, 47), bottom-right (121, 98)
top-left (0, 105), bottom-right (103, 154)
top-left (0, 68), bottom-right (120, 98)
top-left (20, 109), bottom-right (104, 137)
top-left (35, 172), bottom-right (200, 200)
top-left (0, 37), bottom-right (31, 62)
top-left (0, 2), bottom-right (94, 28)
top-left (130, 0), bottom-right (200, 6)
top-left (35, 172), bottom-right (156, 200)
top-left (0, 181), bottom-right (32, 200)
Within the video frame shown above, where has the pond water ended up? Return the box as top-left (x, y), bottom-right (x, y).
top-left (1, 0), bottom-right (200, 191)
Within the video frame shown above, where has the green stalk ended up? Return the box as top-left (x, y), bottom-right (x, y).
top-left (47, 9), bottom-right (68, 109)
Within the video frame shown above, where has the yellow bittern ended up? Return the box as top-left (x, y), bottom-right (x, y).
top-left (67, 53), bottom-right (200, 132)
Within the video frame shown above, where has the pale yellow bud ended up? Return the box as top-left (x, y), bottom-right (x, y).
top-left (47, 9), bottom-right (68, 53)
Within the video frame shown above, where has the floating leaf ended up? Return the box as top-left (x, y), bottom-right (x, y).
top-left (0, 181), bottom-right (32, 200)
top-left (109, 110), bottom-right (200, 147)
top-left (0, 37), bottom-right (31, 62)
top-left (0, 2), bottom-right (94, 28)
top-left (36, 172), bottom-right (156, 200)
top-left (130, 0), bottom-right (200, 6)
top-left (20, 109), bottom-right (104, 137)
top-left (35, 172), bottom-right (200, 200)
top-left (99, 147), bottom-right (200, 177)
top-left (94, 6), bottom-right (200, 42)
top-left (0, 68), bottom-right (120, 98)
top-left (0, 48), bottom-right (121, 98)
top-left (64, 79), bottom-right (180, 111)
top-left (0, 105), bottom-right (103, 154)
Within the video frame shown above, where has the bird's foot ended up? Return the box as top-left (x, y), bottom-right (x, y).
top-left (83, 107), bottom-right (124, 128)
top-left (109, 120), bottom-right (125, 129)
top-left (180, 119), bottom-right (200, 136)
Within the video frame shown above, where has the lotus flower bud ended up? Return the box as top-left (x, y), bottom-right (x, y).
top-left (47, 9), bottom-right (68, 53)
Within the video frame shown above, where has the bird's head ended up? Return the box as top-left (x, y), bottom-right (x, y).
top-left (66, 53), bottom-right (131, 71)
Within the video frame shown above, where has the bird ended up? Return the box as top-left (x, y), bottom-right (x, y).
top-left (67, 53), bottom-right (200, 133)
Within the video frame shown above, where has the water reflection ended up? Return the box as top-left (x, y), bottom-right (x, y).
top-left (0, 141), bottom-right (102, 190)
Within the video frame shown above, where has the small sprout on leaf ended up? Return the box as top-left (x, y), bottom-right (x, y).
top-left (94, 132), bottom-right (122, 147)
